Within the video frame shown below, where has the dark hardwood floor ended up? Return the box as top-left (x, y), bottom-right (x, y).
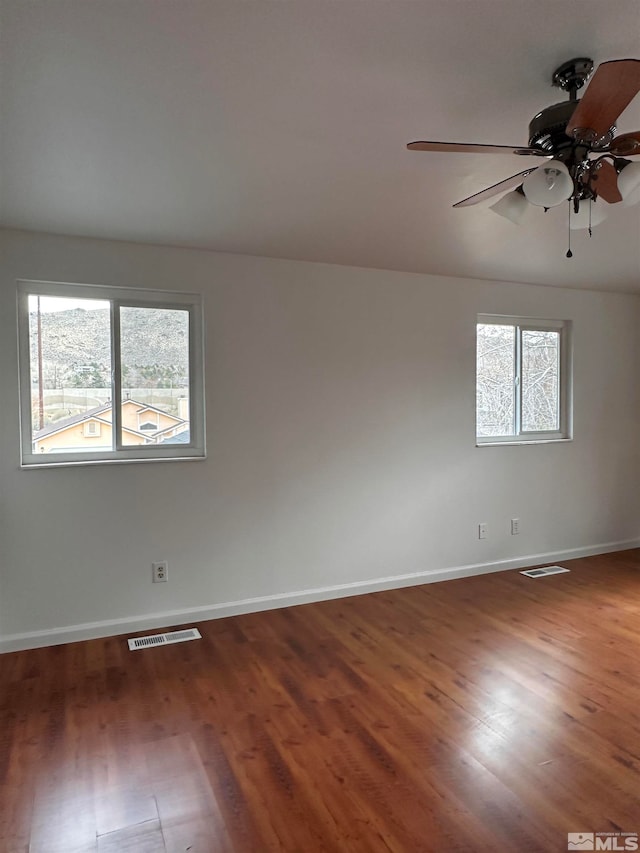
top-left (2, 550), bottom-right (640, 852)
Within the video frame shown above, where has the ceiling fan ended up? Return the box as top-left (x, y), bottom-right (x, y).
top-left (407, 57), bottom-right (640, 254)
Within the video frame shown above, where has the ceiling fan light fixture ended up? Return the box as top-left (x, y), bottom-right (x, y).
top-left (408, 56), bottom-right (640, 255)
top-left (489, 188), bottom-right (531, 224)
top-left (522, 160), bottom-right (573, 207)
top-left (569, 199), bottom-right (610, 230)
top-left (617, 161), bottom-right (640, 207)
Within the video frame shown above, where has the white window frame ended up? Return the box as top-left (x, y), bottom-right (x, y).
top-left (476, 314), bottom-right (572, 446)
top-left (17, 279), bottom-right (206, 467)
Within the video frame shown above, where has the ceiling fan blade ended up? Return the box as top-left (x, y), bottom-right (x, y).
top-left (609, 131), bottom-right (640, 156)
top-left (407, 141), bottom-right (549, 157)
top-left (566, 59), bottom-right (640, 139)
top-left (592, 160), bottom-right (623, 203)
top-left (452, 169), bottom-right (537, 208)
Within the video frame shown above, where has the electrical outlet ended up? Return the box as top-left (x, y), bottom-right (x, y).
top-left (152, 561), bottom-right (168, 583)
top-left (478, 523), bottom-right (488, 540)
top-left (511, 518), bottom-right (520, 535)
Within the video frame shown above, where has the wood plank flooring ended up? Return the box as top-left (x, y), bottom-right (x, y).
top-left (2, 550), bottom-right (640, 852)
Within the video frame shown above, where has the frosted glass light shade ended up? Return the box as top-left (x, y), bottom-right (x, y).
top-left (489, 189), bottom-right (531, 224)
top-left (618, 161), bottom-right (640, 207)
top-left (569, 199), bottom-right (609, 230)
top-left (523, 161), bottom-right (573, 207)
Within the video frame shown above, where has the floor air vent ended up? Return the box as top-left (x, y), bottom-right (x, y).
top-left (520, 565), bottom-right (570, 579)
top-left (127, 628), bottom-right (201, 650)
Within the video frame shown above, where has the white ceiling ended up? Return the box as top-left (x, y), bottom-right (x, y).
top-left (1, 0), bottom-right (639, 291)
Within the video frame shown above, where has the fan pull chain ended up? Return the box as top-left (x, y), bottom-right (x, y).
top-left (566, 202), bottom-right (573, 258)
top-left (588, 199), bottom-right (593, 237)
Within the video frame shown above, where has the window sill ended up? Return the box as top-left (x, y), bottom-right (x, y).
top-left (476, 438), bottom-right (573, 447)
top-left (21, 453), bottom-right (206, 469)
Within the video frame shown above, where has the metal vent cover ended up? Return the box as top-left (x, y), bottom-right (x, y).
top-left (520, 565), bottom-right (570, 579)
top-left (127, 627), bottom-right (201, 650)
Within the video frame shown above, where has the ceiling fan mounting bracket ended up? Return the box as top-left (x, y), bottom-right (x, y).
top-left (552, 57), bottom-right (594, 98)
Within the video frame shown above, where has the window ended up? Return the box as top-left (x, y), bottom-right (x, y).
top-left (476, 315), bottom-right (571, 444)
top-left (17, 280), bottom-right (205, 466)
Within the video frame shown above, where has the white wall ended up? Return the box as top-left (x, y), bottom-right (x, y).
top-left (2, 228), bottom-right (640, 650)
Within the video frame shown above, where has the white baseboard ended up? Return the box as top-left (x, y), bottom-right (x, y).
top-left (2, 538), bottom-right (639, 653)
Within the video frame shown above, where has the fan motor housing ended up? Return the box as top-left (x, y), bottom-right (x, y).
top-left (528, 101), bottom-right (577, 153)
